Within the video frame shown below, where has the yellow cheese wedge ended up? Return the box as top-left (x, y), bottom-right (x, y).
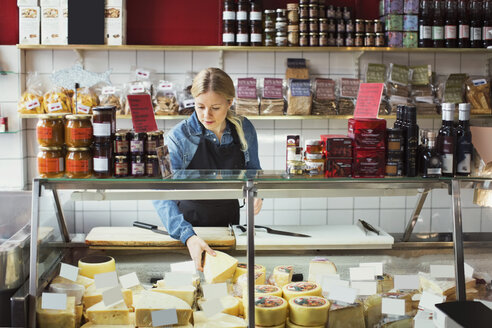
top-left (134, 290), bottom-right (192, 326)
top-left (328, 302), bottom-right (365, 328)
top-left (233, 263), bottom-right (266, 283)
top-left (152, 285), bottom-right (196, 306)
top-left (252, 295), bottom-right (288, 326)
top-left (194, 311), bottom-right (247, 328)
top-left (236, 296), bottom-right (245, 317)
top-left (255, 285), bottom-right (283, 297)
top-left (51, 275), bottom-right (95, 289)
top-left (82, 284), bottom-right (133, 309)
top-left (308, 258), bottom-right (337, 283)
top-left (37, 296), bottom-right (76, 328)
top-left (198, 295), bottom-right (241, 316)
top-left (80, 324), bottom-right (134, 328)
top-left (203, 251), bottom-right (238, 284)
top-left (377, 274), bottom-right (394, 293)
top-left (286, 317), bottom-right (324, 328)
top-left (271, 265), bottom-right (294, 288)
top-left (86, 300), bottom-right (130, 325)
top-left (419, 272), bottom-right (475, 296)
top-left (288, 296), bottom-right (330, 326)
top-left (359, 294), bottom-right (382, 328)
top-left (282, 282), bottom-right (322, 301)
top-left (75, 304), bottom-right (82, 328)
top-left (78, 256), bottom-right (116, 279)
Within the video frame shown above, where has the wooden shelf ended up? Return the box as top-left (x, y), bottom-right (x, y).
top-left (16, 44), bottom-right (492, 53)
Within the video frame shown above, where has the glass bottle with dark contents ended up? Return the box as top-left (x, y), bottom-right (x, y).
top-left (92, 106), bottom-right (115, 143)
top-left (458, 0), bottom-right (470, 48)
top-left (146, 155), bottom-right (161, 177)
top-left (421, 131), bottom-right (442, 178)
top-left (146, 131), bottom-right (161, 155)
top-left (131, 154), bottom-right (146, 177)
top-left (437, 103), bottom-right (457, 176)
top-left (404, 106), bottom-right (419, 177)
top-left (419, 0), bottom-right (433, 47)
top-left (483, 0), bottom-right (492, 47)
top-left (114, 155), bottom-right (129, 178)
top-left (470, 0), bottom-right (483, 48)
top-left (222, 0), bottom-right (236, 46)
top-left (456, 103), bottom-right (472, 176)
top-left (444, 0), bottom-right (458, 48)
top-left (93, 142), bottom-right (113, 178)
top-left (432, 0), bottom-right (444, 47)
top-left (114, 129), bottom-right (130, 155)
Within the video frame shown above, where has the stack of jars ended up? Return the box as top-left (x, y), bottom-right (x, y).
top-left (354, 19), bottom-right (385, 47)
top-left (222, 0), bottom-right (263, 46)
top-left (304, 139), bottom-right (324, 176)
top-left (92, 106), bottom-right (116, 178)
top-left (298, 0), bottom-right (327, 47)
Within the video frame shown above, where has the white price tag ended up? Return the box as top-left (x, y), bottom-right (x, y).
top-left (158, 81), bottom-right (173, 90)
top-left (360, 262), bottom-right (383, 276)
top-left (350, 281), bottom-right (377, 296)
top-left (183, 99), bottom-right (195, 108)
top-left (76, 104), bottom-right (91, 114)
top-left (47, 102), bottom-right (63, 112)
top-left (201, 299), bottom-right (224, 318)
top-left (430, 265), bottom-right (454, 278)
top-left (102, 86), bottom-right (116, 95)
top-left (202, 283), bottom-right (228, 300)
top-left (382, 297), bottom-right (406, 316)
top-left (59, 263), bottom-right (79, 282)
top-left (136, 69), bottom-right (150, 79)
top-left (464, 263), bottom-right (474, 278)
top-left (41, 292), bottom-right (67, 310)
top-left (349, 267), bottom-right (376, 281)
top-left (472, 79), bottom-right (487, 86)
top-left (119, 272), bottom-right (140, 289)
top-left (94, 271), bottom-right (119, 290)
top-left (170, 261), bottom-right (196, 274)
top-left (394, 275), bottom-right (420, 290)
top-left (321, 277), bottom-right (349, 292)
top-left (151, 308), bottom-right (178, 326)
top-left (419, 291), bottom-right (446, 312)
top-left (26, 98), bottom-right (40, 110)
top-left (326, 285), bottom-right (358, 304)
top-left (316, 273), bottom-right (340, 285)
top-left (130, 85), bottom-right (145, 94)
top-left (102, 286), bottom-right (124, 307)
top-left (165, 272), bottom-right (193, 288)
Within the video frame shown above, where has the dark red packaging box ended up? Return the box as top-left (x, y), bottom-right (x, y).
top-left (347, 118), bottom-right (387, 149)
top-left (353, 148), bottom-right (386, 178)
top-left (325, 157), bottom-right (353, 177)
top-left (321, 134), bottom-right (353, 158)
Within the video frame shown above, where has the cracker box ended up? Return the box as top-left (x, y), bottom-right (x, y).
top-left (41, 6), bottom-right (63, 44)
top-left (105, 0), bottom-right (127, 45)
top-left (19, 7), bottom-right (40, 45)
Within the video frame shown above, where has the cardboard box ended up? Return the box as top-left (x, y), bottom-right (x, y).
top-left (19, 7), bottom-right (40, 45)
top-left (60, 3), bottom-right (68, 45)
top-left (41, 6), bottom-right (63, 44)
top-left (40, 0), bottom-right (60, 6)
top-left (105, 0), bottom-right (126, 45)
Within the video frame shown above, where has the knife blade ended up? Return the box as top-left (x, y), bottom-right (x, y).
top-left (357, 219), bottom-right (380, 235)
top-left (133, 221), bottom-right (169, 235)
top-left (239, 224), bottom-right (311, 237)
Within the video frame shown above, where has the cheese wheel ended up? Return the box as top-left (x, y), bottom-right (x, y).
top-left (289, 296), bottom-right (330, 326)
top-left (271, 265), bottom-right (293, 288)
top-left (86, 300), bottom-right (130, 325)
top-left (203, 251), bottom-right (238, 284)
top-left (286, 317), bottom-right (324, 328)
top-left (237, 271), bottom-right (267, 297)
top-left (194, 311), bottom-right (247, 327)
top-left (233, 263), bottom-right (266, 283)
top-left (282, 282), bottom-right (322, 301)
top-left (253, 295), bottom-right (288, 326)
top-left (255, 285), bottom-right (283, 297)
top-left (78, 256), bottom-right (116, 279)
top-left (152, 285), bottom-right (196, 306)
top-left (256, 324), bottom-right (285, 328)
top-left (308, 258), bottom-right (337, 283)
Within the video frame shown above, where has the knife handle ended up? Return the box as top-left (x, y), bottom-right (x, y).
top-left (133, 221), bottom-right (157, 230)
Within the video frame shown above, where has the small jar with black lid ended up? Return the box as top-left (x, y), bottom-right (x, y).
top-left (355, 19), bottom-right (365, 33)
top-left (336, 19), bottom-right (345, 33)
top-left (326, 5), bottom-right (335, 19)
top-left (343, 6), bottom-right (351, 20)
top-left (236, 21), bottom-right (249, 46)
top-left (309, 32), bottom-right (319, 46)
top-left (335, 6), bottom-right (342, 19)
top-left (299, 4), bottom-right (309, 19)
top-left (146, 155), bottom-right (160, 177)
top-left (365, 20), bottom-right (375, 33)
top-left (318, 4), bottom-right (326, 18)
top-left (276, 31), bottom-right (288, 46)
top-left (92, 106), bottom-right (115, 143)
top-left (355, 33), bottom-right (364, 47)
top-left (264, 28), bottom-right (276, 46)
top-left (319, 32), bottom-right (328, 46)
top-left (146, 131), bottom-right (161, 154)
top-left (308, 4), bottom-right (318, 18)
top-left (299, 19), bottom-right (309, 33)
top-left (327, 19), bottom-right (336, 33)
top-left (237, 0), bottom-right (249, 21)
top-left (336, 33), bottom-right (344, 47)
top-left (345, 20), bottom-right (354, 33)
top-left (264, 9), bottom-right (276, 28)
top-left (309, 18), bottom-right (319, 33)
top-left (345, 33), bottom-right (354, 46)
top-left (328, 32), bottom-right (336, 46)
top-left (300, 33), bottom-right (309, 46)
top-left (114, 155), bottom-right (129, 178)
top-left (319, 18), bottom-right (328, 33)
top-left (130, 131), bottom-right (147, 155)
top-left (131, 154), bottom-right (146, 177)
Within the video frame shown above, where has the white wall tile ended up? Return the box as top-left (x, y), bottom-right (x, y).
top-left (109, 51), bottom-right (137, 73)
top-left (255, 210), bottom-right (274, 225)
top-left (247, 52), bottom-right (275, 74)
top-left (257, 129), bottom-right (275, 157)
top-left (380, 196), bottom-right (406, 209)
top-left (382, 52), bottom-right (409, 66)
top-left (431, 189), bottom-right (452, 208)
top-left (26, 129), bottom-right (38, 157)
top-left (38, 73), bottom-right (54, 91)
top-left (83, 200), bottom-right (110, 211)
top-left (274, 156), bottom-right (285, 170)
top-left (192, 51), bottom-right (220, 73)
top-left (137, 210), bottom-right (161, 225)
top-left (380, 209), bottom-right (406, 233)
top-left (460, 188), bottom-right (480, 208)
top-left (110, 210), bottom-right (138, 227)
top-left (83, 50), bottom-right (109, 72)
top-left (461, 54), bottom-right (487, 76)
top-left (138, 200), bottom-right (155, 211)
top-left (301, 210), bottom-right (327, 225)
top-left (431, 208), bottom-right (453, 232)
top-left (405, 208), bottom-right (431, 233)
top-left (0, 159), bottom-right (24, 189)
top-left (251, 120), bottom-right (274, 129)
top-left (330, 52), bottom-right (356, 75)
top-left (163, 74), bottom-right (188, 85)
top-left (328, 119), bottom-right (348, 130)
top-left (165, 51), bottom-right (192, 74)
top-left (274, 209), bottom-right (300, 225)
top-left (301, 119), bottom-right (329, 129)
top-left (110, 200), bottom-right (138, 211)
top-left (275, 52), bottom-right (302, 74)
top-left (110, 73), bottom-right (130, 85)
top-left (354, 209), bottom-right (379, 226)
top-left (0, 133), bottom-right (22, 159)
top-left (409, 53), bottom-right (435, 67)
top-left (462, 208), bottom-right (481, 232)
top-left (27, 156), bottom-right (37, 184)
top-left (328, 209), bottom-right (353, 225)
top-left (83, 211), bottom-right (110, 233)
top-left (435, 53), bottom-right (460, 75)
top-left (274, 198), bottom-right (300, 210)
top-left (53, 50), bottom-right (79, 71)
top-left (0, 74), bottom-right (19, 102)
top-left (406, 194), bottom-right (431, 209)
top-left (75, 211), bottom-right (83, 232)
top-left (224, 52), bottom-right (247, 74)
top-left (303, 52), bottom-right (329, 75)
top-left (301, 198), bottom-right (328, 210)
top-left (0, 46), bottom-right (20, 73)
top-left (26, 50), bottom-right (53, 73)
top-left (328, 197), bottom-right (353, 209)
top-left (481, 208), bottom-right (492, 232)
top-left (137, 51), bottom-right (164, 74)
top-left (260, 156), bottom-right (274, 170)
top-left (262, 199), bottom-right (274, 210)
top-left (275, 120), bottom-right (301, 129)
top-left (354, 197), bottom-right (380, 209)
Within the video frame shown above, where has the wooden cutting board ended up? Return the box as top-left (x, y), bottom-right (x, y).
top-left (85, 226), bottom-right (235, 249)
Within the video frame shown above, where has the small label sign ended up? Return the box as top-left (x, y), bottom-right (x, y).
top-left (349, 267), bottom-right (376, 281)
top-left (351, 281), bottom-right (377, 296)
top-left (41, 292), bottom-right (67, 310)
top-left (94, 271), bottom-right (119, 290)
top-left (119, 272), bottom-right (140, 289)
top-left (326, 285), bottom-right (358, 304)
top-left (59, 263), bottom-right (79, 282)
top-left (430, 265), bottom-right (454, 278)
top-left (464, 263), bottom-right (474, 278)
top-left (151, 308), bottom-right (178, 326)
top-left (165, 272), bottom-right (193, 288)
top-left (201, 299), bottom-right (224, 318)
top-left (170, 261), bottom-right (196, 274)
top-left (202, 283), bottom-right (228, 300)
top-left (419, 291), bottom-right (446, 312)
top-left (354, 83), bottom-right (384, 119)
top-left (394, 275), bottom-right (420, 290)
top-left (127, 94), bottom-right (158, 133)
top-left (382, 297), bottom-right (406, 316)
top-left (102, 286), bottom-right (124, 307)
top-left (359, 262), bottom-right (384, 276)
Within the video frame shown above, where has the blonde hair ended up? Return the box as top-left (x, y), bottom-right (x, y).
top-left (191, 67), bottom-right (248, 151)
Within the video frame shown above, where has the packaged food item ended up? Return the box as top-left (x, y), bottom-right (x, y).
top-left (348, 118), bottom-right (387, 149)
top-left (19, 6), bottom-right (40, 45)
top-left (312, 78), bottom-right (337, 115)
top-left (73, 87), bottom-right (99, 114)
top-left (37, 114), bottom-right (64, 147)
top-left (260, 78), bottom-right (285, 116)
top-left (321, 135), bottom-right (353, 158)
top-left (43, 87), bottom-right (72, 114)
top-left (387, 64), bottom-right (411, 108)
top-left (124, 67), bottom-right (153, 115)
top-left (65, 114), bottom-right (93, 147)
top-left (466, 77), bottom-right (492, 114)
top-left (98, 85), bottom-right (125, 116)
top-left (285, 58), bottom-right (309, 81)
top-left (18, 73), bottom-right (44, 114)
top-left (235, 78), bottom-right (259, 116)
top-left (386, 31), bottom-right (403, 47)
top-left (410, 65), bottom-right (437, 114)
top-left (178, 82), bottom-right (195, 115)
top-left (37, 146), bottom-right (64, 178)
top-left (287, 79), bottom-right (312, 115)
top-left (338, 78), bottom-right (360, 115)
top-left (326, 158), bottom-right (353, 177)
top-left (441, 73), bottom-right (467, 104)
top-left (66, 147), bottom-right (93, 179)
top-left (366, 64), bottom-right (390, 115)
top-left (403, 31), bottom-right (418, 47)
top-left (353, 149), bottom-right (386, 178)
top-left (154, 81), bottom-right (179, 115)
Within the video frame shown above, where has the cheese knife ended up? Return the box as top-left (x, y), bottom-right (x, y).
top-left (237, 225), bottom-right (311, 238)
top-left (133, 221), bottom-right (169, 235)
top-left (357, 219), bottom-right (380, 235)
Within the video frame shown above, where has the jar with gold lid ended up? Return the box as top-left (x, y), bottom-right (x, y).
top-left (287, 3), bottom-right (299, 25)
top-left (287, 25), bottom-right (299, 46)
top-left (66, 147), bottom-right (92, 179)
top-left (146, 131), bottom-right (161, 154)
top-left (37, 146), bottom-right (64, 178)
top-left (37, 114), bottom-right (64, 147)
top-left (65, 114), bottom-right (93, 147)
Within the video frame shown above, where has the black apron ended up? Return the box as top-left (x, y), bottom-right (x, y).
top-left (176, 122), bottom-right (245, 227)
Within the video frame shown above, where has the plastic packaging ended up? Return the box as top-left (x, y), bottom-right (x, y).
top-left (235, 78), bottom-right (259, 116)
top-left (18, 73), bottom-right (45, 114)
top-left (259, 78), bottom-right (285, 116)
top-left (42, 87), bottom-right (73, 114)
top-left (73, 87), bottom-right (99, 114)
top-left (465, 77), bottom-right (492, 114)
top-left (154, 80), bottom-right (179, 115)
top-left (312, 78), bottom-right (337, 115)
top-left (98, 84), bottom-right (125, 116)
top-left (287, 79), bottom-right (312, 115)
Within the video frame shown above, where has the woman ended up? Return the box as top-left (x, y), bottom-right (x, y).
top-left (153, 68), bottom-right (263, 271)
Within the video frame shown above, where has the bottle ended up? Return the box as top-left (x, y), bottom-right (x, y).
top-left (417, 129), bottom-right (428, 175)
top-left (470, 0), bottom-right (483, 48)
top-left (433, 0), bottom-right (445, 47)
top-left (394, 104), bottom-right (404, 129)
top-left (483, 0), bottom-right (492, 47)
top-left (445, 0), bottom-right (458, 47)
top-left (400, 106), bottom-right (408, 176)
top-left (458, 0), bottom-right (470, 47)
top-left (422, 131), bottom-right (443, 178)
top-left (419, 0), bottom-right (434, 47)
top-left (405, 106), bottom-right (419, 177)
top-left (456, 103), bottom-right (473, 175)
top-left (437, 103), bottom-right (457, 176)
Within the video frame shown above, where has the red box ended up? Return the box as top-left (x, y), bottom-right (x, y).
top-left (325, 158), bottom-right (353, 177)
top-left (353, 148), bottom-right (386, 178)
top-left (321, 135), bottom-right (353, 158)
top-left (348, 118), bottom-right (387, 149)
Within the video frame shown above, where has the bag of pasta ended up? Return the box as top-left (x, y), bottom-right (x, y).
top-left (97, 84), bottom-right (125, 115)
top-left (312, 78), bottom-right (337, 115)
top-left (338, 78), bottom-right (360, 115)
top-left (287, 79), bottom-right (312, 115)
top-left (42, 86), bottom-right (72, 114)
top-left (124, 80), bottom-right (152, 115)
top-left (235, 78), bottom-right (259, 116)
top-left (18, 73), bottom-right (44, 114)
top-left (366, 63), bottom-right (390, 115)
top-left (260, 78), bottom-right (285, 115)
top-left (73, 86), bottom-right (99, 114)
top-left (466, 77), bottom-right (492, 114)
top-left (154, 80), bottom-right (179, 115)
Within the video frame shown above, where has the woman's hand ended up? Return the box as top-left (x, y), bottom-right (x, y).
top-left (254, 198), bottom-right (263, 215)
top-left (185, 235), bottom-right (216, 271)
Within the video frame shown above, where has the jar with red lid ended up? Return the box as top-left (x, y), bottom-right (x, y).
top-left (66, 147), bottom-right (92, 179)
top-left (93, 142), bottom-right (113, 178)
top-left (92, 106), bottom-right (115, 143)
top-left (114, 129), bottom-right (130, 155)
top-left (305, 139), bottom-right (322, 154)
top-left (114, 155), bottom-right (129, 178)
top-left (37, 114), bottom-right (64, 147)
top-left (131, 154), bottom-right (146, 177)
top-left (65, 114), bottom-right (93, 147)
top-left (130, 131), bottom-right (147, 155)
top-left (146, 155), bottom-right (160, 177)
top-left (38, 146), bottom-right (64, 178)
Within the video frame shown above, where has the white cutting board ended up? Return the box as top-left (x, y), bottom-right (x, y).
top-left (234, 225), bottom-right (394, 250)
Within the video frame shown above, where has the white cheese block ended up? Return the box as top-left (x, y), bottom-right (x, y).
top-left (233, 263), bottom-right (266, 283)
top-left (328, 302), bottom-right (365, 328)
top-left (289, 296), bottom-right (330, 326)
top-left (282, 282), bottom-right (322, 301)
top-left (82, 284), bottom-right (133, 309)
top-left (152, 285), bottom-right (196, 306)
top-left (51, 275), bottom-right (95, 289)
top-left (286, 317), bottom-right (324, 328)
top-left (255, 285), bottom-right (283, 297)
top-left (198, 295), bottom-right (240, 316)
top-left (194, 311), bottom-right (247, 328)
top-left (134, 290), bottom-right (192, 326)
top-left (253, 295), bottom-right (288, 326)
top-left (308, 258), bottom-right (337, 283)
top-left (78, 256), bottom-right (116, 279)
top-left (271, 265), bottom-right (294, 288)
top-left (203, 250), bottom-right (238, 284)
top-left (155, 274), bottom-right (200, 288)
top-left (37, 296), bottom-right (76, 328)
top-left (86, 300), bottom-right (130, 325)
top-left (419, 272), bottom-right (475, 296)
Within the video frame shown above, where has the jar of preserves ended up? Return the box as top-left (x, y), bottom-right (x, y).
top-left (114, 155), bottom-right (129, 178)
top-left (365, 20), bottom-right (375, 33)
top-left (146, 131), bottom-right (161, 154)
top-left (319, 18), bottom-right (328, 32)
top-left (37, 146), bottom-right (64, 178)
top-left (223, 0), bottom-right (236, 21)
top-left (319, 5), bottom-right (326, 18)
top-left (92, 106), bottom-right (115, 143)
top-left (304, 153), bottom-right (324, 176)
top-left (343, 6), bottom-right (351, 20)
top-left (309, 32), bottom-right (319, 46)
top-left (237, 0), bottom-right (249, 21)
top-left (309, 4), bottom-right (319, 18)
top-left (65, 114), bottom-right (93, 147)
top-left (374, 19), bottom-right (384, 33)
top-left (346, 19), bottom-right (354, 33)
top-left (305, 139), bottom-right (322, 153)
top-left (336, 33), bottom-right (345, 46)
top-left (264, 28), bottom-right (276, 46)
top-left (276, 8), bottom-right (286, 19)
top-left (336, 19), bottom-right (345, 33)
top-left (114, 129), bottom-right (130, 155)
top-left (346, 33), bottom-right (354, 46)
top-left (299, 4), bottom-right (309, 19)
top-left (355, 33), bottom-right (364, 47)
top-left (326, 5), bottom-right (335, 19)
top-left (299, 33), bottom-right (309, 46)
top-left (299, 0), bottom-right (309, 4)
top-left (275, 17), bottom-right (287, 32)
top-left (251, 21), bottom-right (263, 46)
top-left (276, 31), bottom-right (288, 46)
top-left (130, 131), bottom-right (147, 155)
top-left (328, 32), bottom-right (336, 46)
top-left (355, 19), bottom-right (365, 33)
top-left (146, 155), bottom-right (160, 177)
top-left (222, 20), bottom-right (236, 46)
top-left (375, 33), bottom-right (386, 47)
top-left (300, 19), bottom-right (309, 33)
top-left (236, 21), bottom-right (250, 46)
top-left (66, 147), bottom-right (92, 179)
top-left (93, 142), bottom-right (113, 178)
top-left (319, 32), bottom-right (328, 46)
top-left (365, 33), bottom-right (376, 47)
top-left (287, 3), bottom-right (299, 24)
top-left (288, 25), bottom-right (299, 46)
top-left (37, 114), bottom-right (64, 147)
top-left (131, 154), bottom-right (146, 177)
top-left (327, 19), bottom-right (336, 32)
top-left (309, 18), bottom-right (319, 32)
top-left (250, 0), bottom-right (262, 21)
top-left (335, 6), bottom-right (342, 19)
top-left (264, 9), bottom-right (276, 28)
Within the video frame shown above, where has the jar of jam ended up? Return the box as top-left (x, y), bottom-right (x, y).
top-left (326, 5), bottom-right (335, 19)
top-left (146, 155), bottom-right (160, 177)
top-left (299, 4), bottom-right (309, 19)
top-left (365, 33), bottom-right (376, 47)
top-left (327, 19), bottom-right (336, 33)
top-left (309, 4), bottom-right (319, 18)
top-left (345, 33), bottom-right (354, 46)
top-left (374, 19), bottom-right (384, 33)
top-left (309, 32), bottom-right (319, 46)
top-left (250, 21), bottom-right (262, 46)
top-left (365, 20), bottom-right (375, 33)
top-left (343, 6), bottom-right (351, 20)
top-left (309, 18), bottom-right (319, 32)
top-left (300, 33), bottom-right (309, 46)
top-left (299, 19), bottom-right (309, 33)
top-left (131, 154), bottom-right (146, 177)
top-left (336, 19), bottom-right (345, 33)
top-left (264, 28), bottom-right (276, 46)
top-left (304, 153), bottom-right (324, 176)
top-left (93, 142), bottom-right (113, 178)
top-left (355, 19), bottom-right (365, 33)
top-left (146, 131), bottom-right (161, 154)
top-left (305, 139), bottom-right (322, 153)
top-left (319, 32), bottom-right (328, 46)
top-left (130, 131), bottom-right (147, 155)
top-left (276, 8), bottom-right (286, 20)
top-left (319, 18), bottom-right (328, 32)
top-left (92, 106), bottom-right (115, 143)
top-left (223, 0), bottom-right (236, 21)
top-left (37, 114), bottom-right (64, 147)
top-left (319, 5), bottom-right (326, 18)
top-left (114, 129), bottom-right (130, 155)
top-left (346, 20), bottom-right (354, 33)
top-left (65, 114), bottom-right (93, 147)
top-left (275, 17), bottom-right (287, 32)
top-left (250, 0), bottom-right (262, 21)
top-left (288, 25), bottom-right (299, 46)
top-left (375, 33), bottom-right (385, 47)
top-left (264, 10), bottom-right (276, 28)
top-left (66, 147), bottom-right (92, 179)
top-left (335, 6), bottom-right (342, 19)
top-left (237, 0), bottom-right (249, 21)
top-left (38, 146), bottom-right (64, 178)
top-left (336, 33), bottom-right (345, 46)
top-left (114, 155), bottom-right (129, 177)
top-left (287, 3), bottom-right (299, 25)
top-left (276, 31), bottom-right (288, 46)
top-left (222, 20), bottom-right (236, 46)
top-left (355, 33), bottom-right (364, 47)
top-left (328, 32), bottom-right (336, 46)
top-left (236, 21), bottom-right (249, 46)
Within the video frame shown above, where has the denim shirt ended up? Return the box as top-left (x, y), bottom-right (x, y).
top-left (153, 112), bottom-right (261, 244)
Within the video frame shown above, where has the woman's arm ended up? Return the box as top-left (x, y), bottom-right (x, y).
top-left (242, 118), bottom-right (262, 170)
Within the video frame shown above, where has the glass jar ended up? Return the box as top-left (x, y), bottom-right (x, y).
top-left (236, 21), bottom-right (250, 46)
top-left (365, 19), bottom-right (375, 33)
top-left (237, 0), bottom-right (249, 21)
top-left (326, 5), bottom-right (335, 19)
top-left (146, 131), bottom-right (161, 154)
top-left (223, 0), bottom-right (236, 21)
top-left (264, 28), bottom-right (276, 46)
top-left (319, 33), bottom-right (328, 46)
top-left (343, 6), bottom-right (351, 20)
top-left (288, 25), bottom-right (299, 46)
top-left (287, 160), bottom-right (305, 175)
top-left (276, 31), bottom-right (288, 46)
top-left (336, 33), bottom-right (344, 46)
top-left (319, 18), bottom-right (328, 32)
top-left (37, 114), bottom-right (64, 147)
top-left (305, 139), bottom-right (322, 153)
top-left (309, 32), bottom-right (319, 46)
top-left (93, 142), bottom-right (113, 178)
top-left (346, 33), bottom-right (354, 46)
top-left (264, 10), bottom-right (276, 28)
top-left (327, 19), bottom-right (336, 33)
top-left (223, 20), bottom-right (236, 46)
top-left (299, 33), bottom-right (309, 46)
top-left (375, 33), bottom-right (385, 47)
top-left (299, 4), bottom-right (309, 19)
top-left (365, 33), bottom-right (376, 47)
top-left (131, 154), bottom-right (146, 177)
top-left (355, 19), bottom-right (365, 33)
top-left (114, 155), bottom-right (129, 178)
top-left (114, 129), bottom-right (130, 155)
top-left (287, 3), bottom-right (299, 24)
top-left (336, 19), bottom-right (345, 33)
top-left (374, 19), bottom-right (384, 33)
top-left (130, 131), bottom-right (147, 155)
top-left (65, 114), bottom-right (93, 147)
top-left (355, 33), bottom-right (364, 47)
top-left (309, 4), bottom-right (319, 18)
top-left (250, 0), bottom-right (262, 21)
top-left (304, 153), bottom-right (324, 176)
top-left (328, 32), bottom-right (336, 46)
top-left (346, 19), bottom-right (354, 33)
top-left (309, 18), bottom-right (319, 32)
top-left (66, 147), bottom-right (92, 179)
top-left (250, 21), bottom-right (263, 46)
top-left (275, 17), bottom-right (287, 32)
top-left (319, 5), bottom-right (326, 18)
top-left (37, 146), bottom-right (64, 178)
top-left (335, 6), bottom-right (342, 19)
top-left (276, 8), bottom-right (286, 19)
top-left (92, 106), bottom-right (114, 143)
top-left (299, 19), bottom-right (309, 33)
top-left (146, 155), bottom-right (160, 177)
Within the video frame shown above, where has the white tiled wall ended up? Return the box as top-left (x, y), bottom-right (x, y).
top-left (1, 46), bottom-right (491, 233)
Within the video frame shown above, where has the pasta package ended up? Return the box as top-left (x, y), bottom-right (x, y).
top-left (98, 85), bottom-right (125, 115)
top-left (338, 78), bottom-right (360, 115)
top-left (154, 80), bottom-right (179, 115)
top-left (287, 79), bottom-right (312, 116)
top-left (43, 87), bottom-right (72, 114)
top-left (73, 87), bottom-right (99, 114)
top-left (18, 73), bottom-right (44, 114)
top-left (312, 78), bottom-right (337, 115)
top-left (466, 78), bottom-right (492, 114)
top-left (260, 78), bottom-right (285, 116)
top-left (235, 78), bottom-right (259, 116)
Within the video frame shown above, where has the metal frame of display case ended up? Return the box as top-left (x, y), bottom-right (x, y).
top-left (28, 174), bottom-right (486, 327)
